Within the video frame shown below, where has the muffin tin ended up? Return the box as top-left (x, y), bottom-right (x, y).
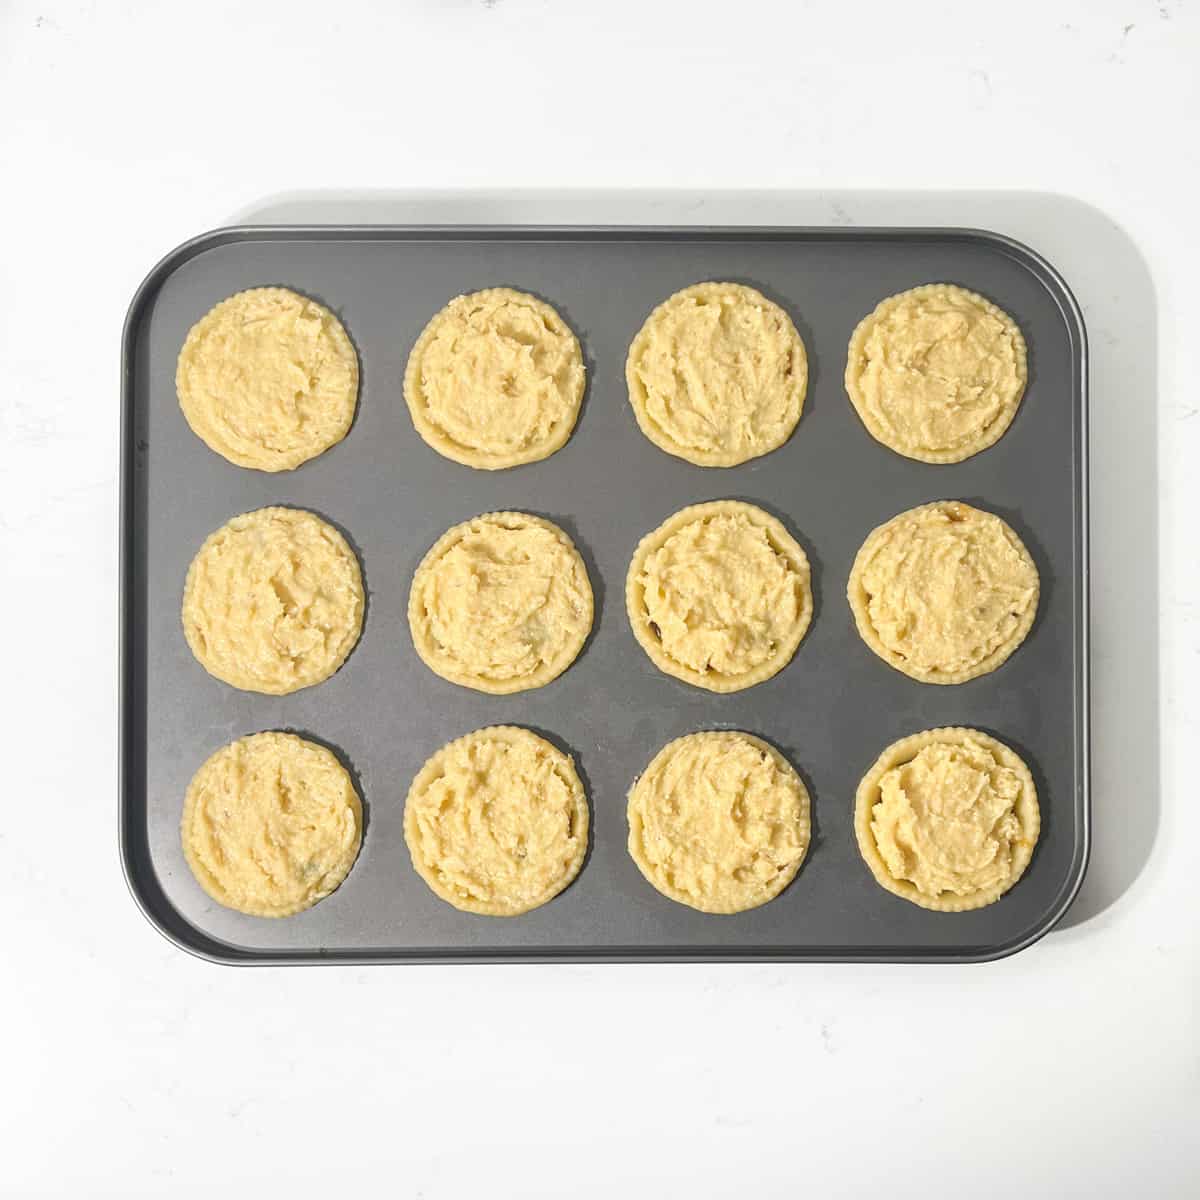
top-left (120, 225), bottom-right (1088, 963)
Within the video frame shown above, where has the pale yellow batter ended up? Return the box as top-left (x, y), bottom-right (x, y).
top-left (408, 512), bottom-right (593, 694)
top-left (627, 731), bottom-right (810, 914)
top-left (182, 731), bottom-right (363, 918)
top-left (404, 726), bottom-right (589, 916)
top-left (848, 500), bottom-right (1039, 684)
top-left (183, 507), bottom-right (364, 695)
top-left (403, 288), bottom-right (585, 469)
top-left (177, 287), bottom-right (359, 471)
top-left (625, 281), bottom-right (807, 467)
top-left (855, 727), bottom-right (1040, 911)
top-left (626, 500), bottom-right (812, 692)
top-left (845, 283), bottom-right (1027, 463)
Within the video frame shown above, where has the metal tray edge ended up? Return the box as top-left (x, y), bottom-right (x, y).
top-left (119, 223), bottom-right (1091, 967)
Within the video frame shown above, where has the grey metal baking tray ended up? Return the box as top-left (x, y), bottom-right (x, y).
top-left (120, 225), bottom-right (1088, 964)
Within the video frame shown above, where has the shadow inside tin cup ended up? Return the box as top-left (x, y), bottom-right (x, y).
top-left (520, 724), bottom-right (597, 892)
top-left (228, 187), bottom-right (1161, 935)
top-left (761, 733), bottom-right (823, 871)
top-left (531, 510), bottom-right (605, 673)
top-left (277, 727), bottom-right (371, 856)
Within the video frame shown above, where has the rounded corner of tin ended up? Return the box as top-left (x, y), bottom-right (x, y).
top-left (118, 836), bottom-right (248, 968)
top-left (967, 846), bottom-right (1092, 965)
top-left (950, 226), bottom-right (1089, 348)
top-left (122, 226), bottom-right (248, 351)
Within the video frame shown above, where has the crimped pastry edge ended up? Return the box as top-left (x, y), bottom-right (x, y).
top-left (846, 499), bottom-right (1039, 685)
top-left (843, 282), bottom-right (1027, 465)
top-left (181, 730), bottom-right (363, 918)
top-left (176, 286), bottom-right (359, 472)
top-left (626, 499), bottom-right (813, 693)
top-left (403, 725), bottom-right (589, 916)
top-left (625, 281), bottom-right (808, 468)
top-left (853, 726), bottom-right (1040, 912)
top-left (403, 287), bottom-right (585, 470)
top-left (181, 505), bottom-right (365, 695)
top-left (407, 510), bottom-right (594, 694)
top-left (627, 730), bottom-right (811, 913)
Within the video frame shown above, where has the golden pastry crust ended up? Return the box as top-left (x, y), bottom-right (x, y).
top-left (182, 507), bottom-right (364, 695)
top-left (181, 732), bottom-right (362, 918)
top-left (845, 283), bottom-right (1027, 463)
top-left (625, 281), bottom-right (807, 466)
top-left (404, 726), bottom-right (589, 916)
top-left (847, 500), bottom-right (1038, 685)
top-left (408, 512), bottom-right (593, 694)
top-left (627, 731), bottom-right (810, 914)
top-left (403, 288), bottom-right (585, 469)
top-left (176, 287), bottom-right (359, 471)
top-left (855, 727), bottom-right (1040, 912)
top-left (626, 500), bottom-right (812, 692)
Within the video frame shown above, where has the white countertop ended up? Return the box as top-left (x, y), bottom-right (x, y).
top-left (2, 0), bottom-right (1196, 1195)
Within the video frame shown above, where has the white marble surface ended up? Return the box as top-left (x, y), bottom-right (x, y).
top-left (1, 1), bottom-right (1196, 1195)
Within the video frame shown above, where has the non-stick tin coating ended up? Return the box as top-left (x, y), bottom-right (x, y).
top-left (120, 226), bottom-right (1088, 964)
